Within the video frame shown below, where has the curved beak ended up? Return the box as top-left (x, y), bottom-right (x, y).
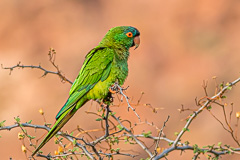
top-left (133, 36), bottom-right (140, 50)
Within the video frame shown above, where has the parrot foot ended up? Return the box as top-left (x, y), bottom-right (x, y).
top-left (109, 82), bottom-right (121, 94)
top-left (109, 87), bottom-right (117, 94)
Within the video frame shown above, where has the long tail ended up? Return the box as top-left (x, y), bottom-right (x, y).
top-left (32, 107), bottom-right (76, 156)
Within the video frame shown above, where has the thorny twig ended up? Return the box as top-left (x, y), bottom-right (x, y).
top-left (110, 114), bottom-right (153, 158)
top-left (2, 48), bottom-right (73, 84)
top-left (207, 101), bottom-right (240, 146)
top-left (3, 52), bottom-right (240, 159)
top-left (154, 77), bottom-right (240, 159)
top-left (154, 145), bottom-right (240, 160)
top-left (173, 77), bottom-right (240, 147)
top-left (0, 122), bottom-right (138, 160)
top-left (111, 83), bottom-right (141, 121)
top-left (153, 116), bottom-right (170, 158)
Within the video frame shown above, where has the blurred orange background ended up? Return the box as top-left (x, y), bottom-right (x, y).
top-left (1, 0), bottom-right (240, 159)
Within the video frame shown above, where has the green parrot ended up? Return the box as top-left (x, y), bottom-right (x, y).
top-left (32, 26), bottom-right (140, 156)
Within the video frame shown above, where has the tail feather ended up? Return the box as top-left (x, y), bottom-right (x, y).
top-left (32, 107), bottom-right (76, 156)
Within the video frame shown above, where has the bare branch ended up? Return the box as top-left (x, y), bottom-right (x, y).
top-left (2, 48), bottom-right (73, 85)
top-left (172, 77), bottom-right (240, 148)
top-left (111, 83), bottom-right (141, 121)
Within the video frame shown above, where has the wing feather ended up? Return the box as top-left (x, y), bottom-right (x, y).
top-left (56, 47), bottom-right (114, 119)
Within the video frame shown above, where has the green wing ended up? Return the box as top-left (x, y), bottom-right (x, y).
top-left (56, 47), bottom-right (114, 119)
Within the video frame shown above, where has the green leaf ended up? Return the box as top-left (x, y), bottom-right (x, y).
top-left (111, 148), bottom-right (120, 152)
top-left (109, 112), bottom-right (116, 116)
top-left (72, 147), bottom-right (79, 152)
top-left (184, 141), bottom-right (190, 145)
top-left (203, 150), bottom-right (208, 153)
top-left (142, 131), bottom-right (152, 138)
top-left (0, 120), bottom-right (6, 127)
top-left (174, 132), bottom-right (179, 136)
top-left (96, 118), bottom-right (103, 121)
top-left (227, 86), bottom-right (232, 90)
top-left (226, 82), bottom-right (232, 90)
top-left (183, 128), bottom-right (190, 132)
top-left (73, 139), bottom-right (77, 145)
top-left (101, 113), bottom-right (105, 118)
top-left (207, 106), bottom-right (212, 110)
top-left (98, 108), bottom-right (103, 112)
top-left (117, 125), bottom-right (123, 130)
top-left (218, 142), bottom-right (222, 146)
top-left (27, 135), bottom-right (36, 140)
top-left (27, 120), bottom-right (32, 124)
top-left (219, 83), bottom-right (224, 88)
top-left (114, 137), bottom-right (119, 144)
top-left (193, 144), bottom-right (199, 153)
top-left (14, 117), bottom-right (21, 123)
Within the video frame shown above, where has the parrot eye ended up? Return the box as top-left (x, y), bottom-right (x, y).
top-left (126, 32), bottom-right (133, 38)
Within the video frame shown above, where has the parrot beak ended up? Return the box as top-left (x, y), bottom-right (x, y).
top-left (133, 36), bottom-right (140, 50)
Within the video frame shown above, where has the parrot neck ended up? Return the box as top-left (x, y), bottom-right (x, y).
top-left (114, 48), bottom-right (130, 61)
top-left (99, 40), bottom-right (130, 60)
top-left (100, 38), bottom-right (131, 51)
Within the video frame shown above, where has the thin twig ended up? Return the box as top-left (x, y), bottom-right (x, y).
top-left (111, 114), bottom-right (153, 157)
top-left (112, 83), bottom-right (141, 121)
top-left (153, 116), bottom-right (170, 158)
top-left (154, 145), bottom-right (240, 160)
top-left (2, 48), bottom-right (73, 85)
top-left (172, 77), bottom-right (240, 148)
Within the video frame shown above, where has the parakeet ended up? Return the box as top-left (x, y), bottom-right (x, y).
top-left (32, 26), bottom-right (140, 156)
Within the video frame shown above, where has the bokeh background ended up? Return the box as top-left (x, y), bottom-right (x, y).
top-left (1, 0), bottom-right (240, 159)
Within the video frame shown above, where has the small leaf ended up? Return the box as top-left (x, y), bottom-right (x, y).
top-left (207, 106), bottom-right (212, 110)
top-left (14, 117), bottom-right (21, 123)
top-left (184, 141), bottom-right (190, 145)
top-left (109, 112), bottom-right (116, 116)
top-left (117, 125), bottom-right (123, 130)
top-left (142, 131), bottom-right (152, 138)
top-left (27, 120), bottom-right (32, 124)
top-left (27, 135), bottom-right (36, 140)
top-left (73, 139), bottom-right (77, 145)
top-left (227, 86), bottom-right (232, 90)
top-left (219, 83), bottom-right (224, 88)
top-left (96, 118), bottom-right (103, 121)
top-left (0, 120), bottom-right (6, 127)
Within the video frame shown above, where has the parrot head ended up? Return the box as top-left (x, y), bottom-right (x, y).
top-left (100, 26), bottom-right (140, 50)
